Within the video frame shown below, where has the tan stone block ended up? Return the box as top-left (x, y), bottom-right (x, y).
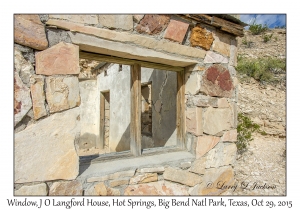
top-left (49, 15), bottom-right (98, 24)
top-left (189, 158), bottom-right (206, 174)
top-left (45, 76), bottom-right (80, 113)
top-left (218, 98), bottom-right (230, 108)
top-left (14, 183), bottom-right (48, 196)
top-left (129, 173), bottom-right (158, 184)
top-left (140, 167), bottom-right (164, 173)
top-left (16, 15), bottom-right (43, 25)
top-left (30, 76), bottom-right (47, 120)
top-left (84, 182), bottom-right (107, 196)
top-left (229, 39), bottom-right (238, 66)
top-left (197, 166), bottom-right (235, 195)
top-left (49, 180), bottom-right (83, 195)
top-left (36, 42), bottom-right (79, 75)
top-left (99, 15), bottom-right (133, 31)
top-left (205, 143), bottom-right (237, 168)
top-left (186, 107), bottom-right (203, 136)
top-left (189, 95), bottom-right (218, 107)
top-left (190, 26), bottom-right (214, 50)
top-left (87, 169), bottom-right (136, 182)
top-left (185, 72), bottom-right (200, 95)
top-left (109, 178), bottom-right (130, 187)
top-left (124, 181), bottom-right (188, 195)
top-left (212, 32), bottom-right (231, 57)
top-left (221, 129), bottom-right (237, 142)
top-left (204, 51), bottom-right (228, 63)
top-left (164, 19), bottom-right (189, 44)
top-left (69, 32), bottom-right (198, 67)
top-left (196, 135), bottom-right (220, 158)
top-left (107, 187), bottom-right (121, 195)
top-left (203, 106), bottom-right (233, 135)
top-left (163, 167), bottom-right (202, 187)
top-left (14, 15), bottom-right (48, 50)
top-left (14, 108), bottom-right (80, 183)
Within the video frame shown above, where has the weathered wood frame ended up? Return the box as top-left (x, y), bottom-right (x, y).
top-left (82, 51), bottom-right (186, 161)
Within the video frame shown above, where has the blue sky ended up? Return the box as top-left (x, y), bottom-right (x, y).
top-left (240, 14), bottom-right (286, 28)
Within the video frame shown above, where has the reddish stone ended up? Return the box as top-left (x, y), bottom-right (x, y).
top-left (218, 70), bottom-right (232, 91)
top-left (14, 15), bottom-right (48, 50)
top-left (135, 15), bottom-right (170, 35)
top-left (207, 66), bottom-right (219, 82)
top-left (164, 20), bottom-right (189, 43)
top-left (200, 64), bottom-right (233, 98)
top-left (36, 42), bottom-right (79, 75)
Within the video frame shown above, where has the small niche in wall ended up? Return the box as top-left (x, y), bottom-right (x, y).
top-left (100, 91), bottom-right (111, 154)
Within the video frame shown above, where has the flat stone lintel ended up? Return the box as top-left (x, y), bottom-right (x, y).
top-left (69, 32), bottom-right (198, 68)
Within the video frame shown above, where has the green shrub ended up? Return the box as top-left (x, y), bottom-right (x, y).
top-left (236, 57), bottom-right (286, 83)
top-left (242, 38), bottom-right (253, 48)
top-left (249, 20), bottom-right (268, 35)
top-left (237, 113), bottom-right (260, 153)
top-left (262, 33), bottom-right (273, 42)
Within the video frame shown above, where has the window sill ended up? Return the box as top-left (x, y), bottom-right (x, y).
top-left (78, 149), bottom-right (195, 181)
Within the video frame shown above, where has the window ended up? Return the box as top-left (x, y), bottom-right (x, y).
top-left (79, 52), bottom-right (185, 162)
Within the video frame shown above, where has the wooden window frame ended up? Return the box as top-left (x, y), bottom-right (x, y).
top-left (79, 51), bottom-right (186, 164)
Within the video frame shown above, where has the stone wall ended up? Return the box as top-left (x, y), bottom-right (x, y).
top-left (14, 14), bottom-right (241, 195)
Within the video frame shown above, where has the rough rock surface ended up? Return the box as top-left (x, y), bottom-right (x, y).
top-left (30, 75), bottom-right (47, 120)
top-left (14, 107), bottom-right (80, 183)
top-left (14, 73), bottom-right (32, 126)
top-left (45, 76), bottom-right (80, 113)
top-left (190, 26), bottom-right (214, 50)
top-left (14, 48), bottom-right (34, 87)
top-left (14, 15), bottom-right (48, 50)
top-left (84, 182), bottom-right (107, 196)
top-left (164, 19), bottom-right (189, 43)
top-left (49, 15), bottom-right (98, 25)
top-left (237, 29), bottom-right (286, 59)
top-left (194, 166), bottom-right (234, 195)
top-left (124, 181), bottom-right (189, 195)
top-left (14, 183), bottom-right (48, 196)
top-left (49, 180), bottom-right (83, 195)
top-left (234, 28), bottom-right (286, 195)
top-left (36, 42), bottom-right (79, 75)
top-left (163, 167), bottom-right (201, 187)
top-left (196, 135), bottom-right (220, 158)
top-left (212, 31), bottom-right (231, 57)
top-left (203, 106), bottom-right (233, 135)
top-left (14, 44), bottom-right (35, 66)
top-left (200, 64), bottom-right (234, 98)
top-left (135, 15), bottom-right (170, 35)
top-left (98, 15), bottom-right (133, 31)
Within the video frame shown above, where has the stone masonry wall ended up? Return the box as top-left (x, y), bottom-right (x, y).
top-left (14, 14), bottom-right (240, 196)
